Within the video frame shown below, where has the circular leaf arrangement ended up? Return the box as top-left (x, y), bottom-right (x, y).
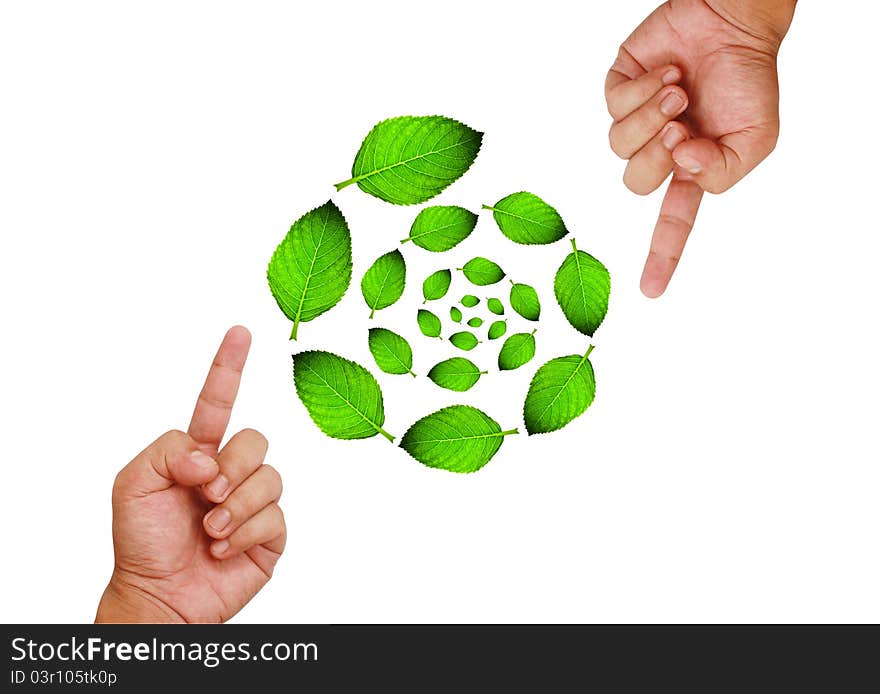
top-left (267, 115), bottom-right (611, 474)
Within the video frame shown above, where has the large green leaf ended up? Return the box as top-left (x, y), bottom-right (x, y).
top-left (510, 281), bottom-right (541, 321)
top-left (422, 269), bottom-right (452, 302)
top-left (402, 206), bottom-right (478, 251)
top-left (483, 191), bottom-right (568, 245)
top-left (487, 298), bottom-right (505, 315)
top-left (449, 331), bottom-right (479, 351)
top-left (267, 200), bottom-right (352, 340)
top-left (367, 328), bottom-right (415, 377)
top-left (292, 350), bottom-right (394, 441)
top-left (399, 405), bottom-right (517, 473)
top-left (497, 330), bottom-right (536, 371)
top-left (459, 257), bottom-right (505, 286)
top-left (427, 358), bottom-right (487, 392)
top-left (417, 309), bottom-right (442, 338)
top-left (335, 116), bottom-right (483, 205)
top-left (487, 320), bottom-right (507, 340)
top-left (523, 346), bottom-right (596, 435)
top-left (361, 249), bottom-right (406, 318)
top-left (554, 239), bottom-right (610, 336)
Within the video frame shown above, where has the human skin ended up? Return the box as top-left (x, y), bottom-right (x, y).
top-left (605, 0), bottom-right (797, 297)
top-left (95, 326), bottom-right (286, 623)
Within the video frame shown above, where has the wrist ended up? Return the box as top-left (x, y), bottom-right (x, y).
top-left (95, 572), bottom-right (185, 624)
top-left (708, 0), bottom-right (797, 49)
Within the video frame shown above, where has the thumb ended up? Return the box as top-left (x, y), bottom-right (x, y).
top-left (113, 429), bottom-right (219, 501)
top-left (671, 128), bottom-right (778, 194)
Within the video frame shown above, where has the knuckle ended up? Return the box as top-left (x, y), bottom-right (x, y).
top-left (158, 429), bottom-right (190, 448)
top-left (608, 128), bottom-right (626, 159)
top-left (263, 465), bottom-right (283, 496)
top-left (266, 503), bottom-right (286, 534)
top-left (221, 490), bottom-right (252, 521)
top-left (610, 47), bottom-right (630, 75)
top-left (606, 101), bottom-right (625, 122)
top-left (702, 178), bottom-right (731, 194)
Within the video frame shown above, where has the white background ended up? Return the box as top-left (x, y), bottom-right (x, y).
top-left (1, 1), bottom-right (878, 623)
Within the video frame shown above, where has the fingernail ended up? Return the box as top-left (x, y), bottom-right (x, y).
top-left (661, 68), bottom-right (680, 85)
top-left (673, 154), bottom-right (702, 174)
top-left (205, 474), bottom-right (229, 499)
top-left (662, 125), bottom-right (685, 151)
top-left (190, 450), bottom-right (216, 469)
top-left (212, 540), bottom-right (229, 556)
top-left (660, 92), bottom-right (685, 116)
top-left (206, 507), bottom-right (231, 532)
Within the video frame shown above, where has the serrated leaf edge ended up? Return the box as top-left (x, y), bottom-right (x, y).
top-left (293, 350), bottom-right (395, 442)
top-left (523, 345), bottom-right (596, 436)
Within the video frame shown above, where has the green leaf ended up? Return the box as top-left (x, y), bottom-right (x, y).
top-left (402, 206), bottom-right (478, 252)
top-left (335, 115), bottom-right (483, 205)
top-left (367, 328), bottom-right (415, 377)
top-left (399, 405), bottom-right (518, 473)
top-left (267, 200), bottom-right (352, 340)
top-left (524, 345), bottom-right (596, 435)
top-left (459, 257), bottom-right (505, 286)
top-left (461, 294), bottom-right (480, 308)
top-left (292, 350), bottom-right (394, 441)
top-left (510, 281), bottom-right (541, 321)
top-left (498, 330), bottom-right (537, 371)
top-left (361, 249), bottom-right (406, 319)
top-left (487, 320), bottom-right (507, 340)
top-left (449, 331), bottom-right (479, 351)
top-left (554, 239), bottom-right (611, 336)
top-left (417, 309), bottom-right (442, 338)
top-left (450, 306), bottom-right (463, 323)
top-left (487, 298), bottom-right (505, 315)
top-left (483, 191), bottom-right (568, 245)
top-left (427, 357), bottom-right (487, 392)
top-left (467, 317), bottom-right (483, 328)
top-left (422, 269), bottom-right (451, 303)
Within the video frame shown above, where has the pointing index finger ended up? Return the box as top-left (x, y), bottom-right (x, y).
top-left (640, 175), bottom-right (703, 298)
top-left (188, 325), bottom-right (252, 456)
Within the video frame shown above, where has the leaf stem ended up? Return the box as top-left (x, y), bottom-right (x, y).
top-left (408, 370), bottom-right (416, 378)
top-left (369, 307), bottom-right (376, 319)
top-left (400, 237), bottom-right (411, 244)
top-left (500, 428), bottom-right (519, 437)
top-left (334, 177), bottom-right (357, 191)
top-left (376, 426), bottom-right (395, 442)
top-left (584, 344), bottom-right (595, 359)
top-left (290, 321), bottom-right (299, 340)
top-left (481, 204), bottom-right (495, 211)
top-left (570, 237), bottom-right (578, 252)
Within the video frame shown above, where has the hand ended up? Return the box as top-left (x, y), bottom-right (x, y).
top-left (605, 0), bottom-right (796, 297)
top-left (96, 326), bottom-right (286, 623)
